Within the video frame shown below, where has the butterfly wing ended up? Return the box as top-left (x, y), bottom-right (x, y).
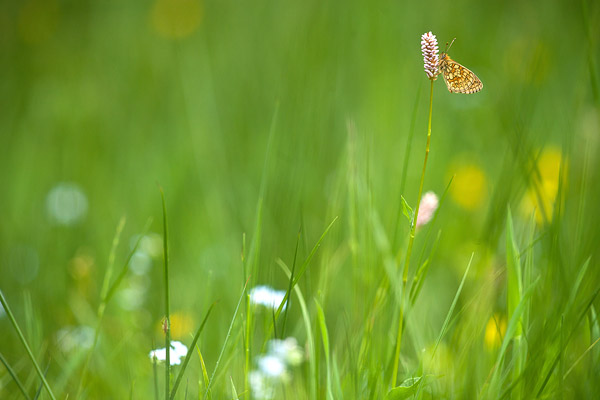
top-left (440, 56), bottom-right (483, 94)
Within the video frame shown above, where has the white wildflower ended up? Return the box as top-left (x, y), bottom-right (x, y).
top-left (249, 370), bottom-right (275, 400)
top-left (249, 336), bottom-right (304, 399)
top-left (257, 354), bottom-right (288, 380)
top-left (149, 340), bottom-right (188, 366)
top-left (249, 285), bottom-right (287, 310)
top-left (267, 337), bottom-right (303, 366)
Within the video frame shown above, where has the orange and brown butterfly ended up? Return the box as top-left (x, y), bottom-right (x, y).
top-left (438, 39), bottom-right (483, 94)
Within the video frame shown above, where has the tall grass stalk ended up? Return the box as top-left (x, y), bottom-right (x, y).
top-left (391, 78), bottom-right (435, 388)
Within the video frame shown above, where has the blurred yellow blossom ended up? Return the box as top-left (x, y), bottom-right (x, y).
top-left (69, 248), bottom-right (94, 280)
top-left (448, 161), bottom-right (488, 210)
top-left (18, 0), bottom-right (59, 44)
top-left (151, 0), bottom-right (202, 39)
top-left (484, 313), bottom-right (507, 350)
top-left (158, 312), bottom-right (195, 340)
top-left (520, 146), bottom-right (566, 224)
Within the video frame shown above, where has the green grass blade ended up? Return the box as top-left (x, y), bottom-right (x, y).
top-left (33, 362), bottom-right (50, 400)
top-left (563, 336), bottom-right (600, 379)
top-left (332, 353), bottom-right (343, 399)
top-left (522, 213), bottom-right (536, 331)
top-left (409, 230), bottom-right (441, 305)
top-left (315, 299), bottom-right (334, 400)
top-left (0, 352), bottom-right (31, 400)
top-left (170, 302), bottom-right (216, 399)
top-left (102, 218), bottom-right (153, 305)
top-left (246, 102), bottom-right (279, 285)
top-left (536, 287), bottom-right (600, 398)
top-left (565, 257), bottom-right (591, 312)
top-left (430, 252), bottom-right (474, 359)
top-left (506, 207), bottom-right (525, 397)
top-left (272, 216), bottom-right (338, 322)
top-left (276, 259), bottom-right (317, 399)
top-left (392, 85), bottom-right (421, 250)
top-left (203, 281), bottom-right (248, 400)
top-left (280, 228), bottom-right (301, 338)
top-left (230, 376), bottom-right (239, 399)
top-left (100, 216), bottom-right (126, 302)
top-left (0, 291), bottom-right (56, 400)
top-left (488, 277), bottom-right (540, 398)
top-left (196, 346), bottom-right (210, 400)
top-left (591, 306), bottom-right (600, 363)
top-left (506, 207), bottom-right (523, 333)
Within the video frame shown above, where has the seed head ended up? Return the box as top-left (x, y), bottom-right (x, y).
top-left (421, 32), bottom-right (439, 80)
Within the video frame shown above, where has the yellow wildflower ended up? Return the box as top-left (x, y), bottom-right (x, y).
top-left (520, 146), bottom-right (566, 224)
top-left (448, 160), bottom-right (488, 210)
top-left (158, 312), bottom-right (195, 340)
top-left (484, 313), bottom-right (507, 350)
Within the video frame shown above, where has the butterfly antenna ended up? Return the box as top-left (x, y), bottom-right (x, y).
top-left (445, 38), bottom-right (456, 53)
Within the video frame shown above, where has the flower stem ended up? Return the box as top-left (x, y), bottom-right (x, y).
top-left (391, 79), bottom-right (434, 387)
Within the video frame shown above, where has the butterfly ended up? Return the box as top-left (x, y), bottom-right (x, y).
top-left (438, 38), bottom-right (483, 94)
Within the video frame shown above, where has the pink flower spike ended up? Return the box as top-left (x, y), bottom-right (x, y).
top-left (421, 32), bottom-right (439, 80)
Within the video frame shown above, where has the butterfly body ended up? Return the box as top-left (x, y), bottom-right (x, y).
top-left (438, 52), bottom-right (483, 94)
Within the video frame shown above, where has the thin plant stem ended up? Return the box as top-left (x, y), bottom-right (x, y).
top-left (160, 188), bottom-right (171, 400)
top-left (391, 79), bottom-right (434, 387)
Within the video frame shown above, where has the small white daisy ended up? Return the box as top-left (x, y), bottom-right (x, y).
top-left (249, 285), bottom-right (287, 310)
top-left (149, 341), bottom-right (188, 366)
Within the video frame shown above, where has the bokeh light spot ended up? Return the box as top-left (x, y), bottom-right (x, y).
top-left (55, 325), bottom-right (94, 353)
top-left (129, 251), bottom-right (153, 275)
top-left (46, 182), bottom-right (88, 226)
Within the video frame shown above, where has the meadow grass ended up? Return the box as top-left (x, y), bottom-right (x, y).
top-left (1, 0), bottom-right (600, 399)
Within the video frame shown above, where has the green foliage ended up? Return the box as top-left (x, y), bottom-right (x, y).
top-left (1, 0), bottom-right (600, 398)
top-left (385, 377), bottom-right (422, 400)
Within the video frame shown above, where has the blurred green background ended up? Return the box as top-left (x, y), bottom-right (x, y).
top-left (1, 0), bottom-right (599, 398)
